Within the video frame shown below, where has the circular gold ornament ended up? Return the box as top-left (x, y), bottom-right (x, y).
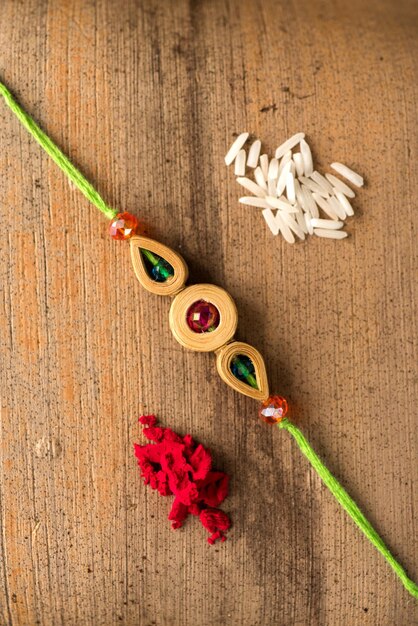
top-left (169, 284), bottom-right (238, 352)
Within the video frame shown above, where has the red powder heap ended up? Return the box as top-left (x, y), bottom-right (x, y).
top-left (134, 415), bottom-right (231, 544)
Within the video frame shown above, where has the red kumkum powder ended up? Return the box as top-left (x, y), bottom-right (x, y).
top-left (134, 415), bottom-right (231, 544)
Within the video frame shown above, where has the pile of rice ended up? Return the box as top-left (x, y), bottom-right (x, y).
top-left (225, 132), bottom-right (364, 242)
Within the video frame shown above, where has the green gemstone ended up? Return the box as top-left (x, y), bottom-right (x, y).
top-left (141, 249), bottom-right (174, 283)
top-left (231, 355), bottom-right (258, 389)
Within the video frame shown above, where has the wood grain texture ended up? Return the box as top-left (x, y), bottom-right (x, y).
top-left (0, 1), bottom-right (417, 624)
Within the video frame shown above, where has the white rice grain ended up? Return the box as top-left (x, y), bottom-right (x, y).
top-left (262, 208), bottom-right (280, 235)
top-left (239, 196), bottom-right (270, 208)
top-left (294, 179), bottom-right (306, 212)
top-left (304, 210), bottom-right (314, 235)
top-left (266, 196), bottom-right (298, 213)
top-left (276, 161), bottom-right (292, 196)
top-left (268, 158), bottom-right (279, 180)
top-left (300, 139), bottom-right (313, 176)
top-left (225, 132), bottom-right (249, 165)
top-left (313, 228), bottom-right (348, 239)
top-left (293, 152), bottom-right (304, 177)
top-left (301, 186), bottom-right (320, 218)
top-left (311, 193), bottom-right (339, 220)
top-left (260, 154), bottom-right (269, 179)
top-left (331, 162), bottom-right (364, 187)
top-left (328, 196), bottom-right (347, 220)
top-left (275, 133), bottom-right (305, 159)
top-left (286, 172), bottom-right (296, 204)
top-left (254, 166), bottom-right (268, 190)
top-left (268, 177), bottom-right (277, 196)
top-left (234, 149), bottom-right (246, 176)
top-left (236, 176), bottom-right (266, 198)
top-left (299, 176), bottom-right (329, 197)
top-left (325, 173), bottom-right (355, 198)
top-left (279, 150), bottom-right (292, 174)
top-left (276, 212), bottom-right (296, 243)
top-left (335, 191), bottom-right (354, 216)
top-left (281, 211), bottom-right (306, 240)
top-left (310, 218), bottom-right (344, 230)
top-left (294, 205), bottom-right (308, 234)
top-left (247, 139), bottom-right (261, 168)
top-left (311, 171), bottom-right (334, 194)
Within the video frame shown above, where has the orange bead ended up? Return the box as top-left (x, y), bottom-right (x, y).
top-left (258, 394), bottom-right (288, 424)
top-left (109, 212), bottom-right (139, 240)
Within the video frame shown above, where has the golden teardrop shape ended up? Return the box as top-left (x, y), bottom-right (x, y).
top-left (130, 235), bottom-right (188, 296)
top-left (216, 341), bottom-right (269, 401)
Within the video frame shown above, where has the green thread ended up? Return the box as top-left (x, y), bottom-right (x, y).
top-left (141, 249), bottom-right (161, 266)
top-left (0, 80), bottom-right (117, 220)
top-left (279, 418), bottom-right (418, 599)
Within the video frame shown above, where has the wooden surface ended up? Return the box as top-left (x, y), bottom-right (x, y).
top-left (0, 1), bottom-right (417, 624)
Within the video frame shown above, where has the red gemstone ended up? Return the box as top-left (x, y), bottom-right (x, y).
top-left (109, 212), bottom-right (139, 240)
top-left (186, 300), bottom-right (220, 333)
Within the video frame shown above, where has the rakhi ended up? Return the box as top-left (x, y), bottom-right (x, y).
top-left (0, 80), bottom-right (416, 599)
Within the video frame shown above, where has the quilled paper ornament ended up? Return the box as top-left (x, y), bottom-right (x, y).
top-left (0, 79), bottom-right (417, 597)
top-left (215, 341), bottom-right (269, 401)
top-left (169, 284), bottom-right (238, 353)
top-left (130, 235), bottom-right (189, 296)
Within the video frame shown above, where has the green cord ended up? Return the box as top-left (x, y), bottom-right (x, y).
top-left (279, 418), bottom-right (418, 599)
top-left (141, 249), bottom-right (160, 266)
top-left (0, 81), bottom-right (118, 220)
top-left (0, 78), bottom-right (416, 599)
